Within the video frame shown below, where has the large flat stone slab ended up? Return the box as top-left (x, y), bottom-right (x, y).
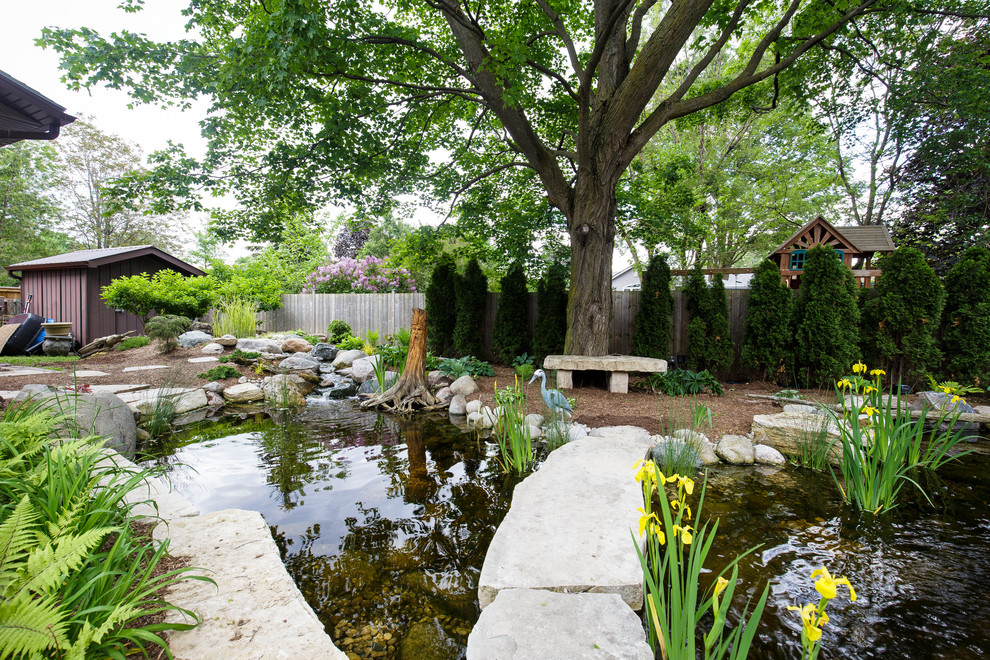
top-left (122, 364), bottom-right (171, 373)
top-left (751, 412), bottom-right (843, 466)
top-left (478, 433), bottom-right (651, 610)
top-left (467, 589), bottom-right (652, 660)
top-left (542, 355), bottom-right (666, 393)
top-left (97, 450), bottom-right (199, 521)
top-left (154, 509), bottom-right (347, 660)
top-left (0, 366), bottom-right (63, 377)
top-left (118, 387), bottom-right (209, 417)
top-left (88, 383), bottom-right (150, 394)
top-left (71, 370), bottom-right (111, 377)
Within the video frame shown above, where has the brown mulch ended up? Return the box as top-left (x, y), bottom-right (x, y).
top-left (0, 344), bottom-right (837, 437)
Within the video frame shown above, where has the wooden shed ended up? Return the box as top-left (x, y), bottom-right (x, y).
top-left (4, 246), bottom-right (206, 345)
top-left (769, 216), bottom-right (895, 289)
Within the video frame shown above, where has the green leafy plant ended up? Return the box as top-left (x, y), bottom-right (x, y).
top-left (198, 365), bottom-right (241, 381)
top-left (633, 463), bottom-right (769, 659)
top-left (793, 415), bottom-right (838, 472)
top-left (290, 329), bottom-right (320, 345)
top-left (116, 335), bottom-right (150, 351)
top-left (438, 355), bottom-right (494, 379)
top-left (144, 314), bottom-right (192, 354)
top-left (392, 327), bottom-right (411, 347)
top-left (219, 348), bottom-right (262, 365)
top-left (212, 297), bottom-right (258, 338)
top-left (327, 319), bottom-right (352, 344)
top-left (644, 369), bottom-right (723, 396)
top-left (690, 398), bottom-right (714, 429)
top-left (336, 335), bottom-right (364, 351)
top-left (925, 375), bottom-right (983, 397)
top-left (426, 253), bottom-right (458, 355)
top-left (370, 356), bottom-right (390, 393)
top-left (513, 353), bottom-right (536, 380)
top-left (940, 246), bottom-right (990, 381)
top-left (101, 269), bottom-right (216, 324)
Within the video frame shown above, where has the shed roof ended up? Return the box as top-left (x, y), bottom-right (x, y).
top-left (0, 70), bottom-right (76, 146)
top-left (839, 225), bottom-right (896, 252)
top-left (5, 245), bottom-right (206, 277)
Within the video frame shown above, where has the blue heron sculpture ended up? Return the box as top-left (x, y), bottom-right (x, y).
top-left (529, 369), bottom-right (573, 421)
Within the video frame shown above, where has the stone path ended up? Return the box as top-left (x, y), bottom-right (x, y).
top-left (123, 364), bottom-right (172, 373)
top-left (470, 427), bottom-right (653, 658)
top-left (0, 366), bottom-right (63, 377)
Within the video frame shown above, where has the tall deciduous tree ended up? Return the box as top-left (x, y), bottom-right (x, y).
top-left (41, 1), bottom-right (980, 354)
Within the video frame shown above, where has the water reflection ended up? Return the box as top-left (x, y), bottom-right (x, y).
top-left (144, 401), bottom-right (519, 659)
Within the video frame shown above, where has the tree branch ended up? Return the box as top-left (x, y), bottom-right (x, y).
top-left (533, 0), bottom-right (584, 81)
top-left (625, 0), bottom-right (660, 61)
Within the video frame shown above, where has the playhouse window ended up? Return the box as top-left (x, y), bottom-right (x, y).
top-left (790, 250), bottom-right (807, 270)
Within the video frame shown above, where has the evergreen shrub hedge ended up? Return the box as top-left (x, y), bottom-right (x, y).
top-left (633, 255), bottom-right (673, 359)
top-left (454, 258), bottom-right (488, 358)
top-left (940, 246), bottom-right (990, 381)
top-left (425, 253), bottom-right (457, 356)
top-left (492, 262), bottom-right (529, 364)
top-left (533, 262), bottom-right (568, 361)
top-left (741, 259), bottom-right (794, 382)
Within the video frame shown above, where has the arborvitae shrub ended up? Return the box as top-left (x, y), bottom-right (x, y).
top-left (860, 247), bottom-right (943, 386)
top-left (454, 258), bottom-right (488, 358)
top-left (685, 266), bottom-right (733, 373)
top-left (492, 262), bottom-right (530, 364)
top-left (940, 246), bottom-right (990, 382)
top-left (633, 255), bottom-right (673, 359)
top-left (425, 253), bottom-right (457, 356)
top-left (532, 262), bottom-right (568, 361)
top-left (741, 259), bottom-right (794, 381)
top-left (794, 245), bottom-right (861, 386)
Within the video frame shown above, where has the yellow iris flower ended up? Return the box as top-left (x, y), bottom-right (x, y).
top-left (637, 508), bottom-right (665, 544)
top-left (672, 474), bottom-right (695, 495)
top-left (669, 499), bottom-right (692, 520)
top-left (633, 459), bottom-right (663, 486)
top-left (852, 361), bottom-right (867, 374)
top-left (787, 603), bottom-right (829, 642)
top-left (862, 406), bottom-right (878, 417)
top-left (811, 566), bottom-right (857, 601)
top-left (870, 369), bottom-right (886, 377)
top-left (671, 524), bottom-right (693, 544)
top-left (714, 576), bottom-right (729, 598)
top-left (837, 379), bottom-right (852, 389)
top-left (950, 394), bottom-right (966, 405)
top-left (864, 385), bottom-right (878, 394)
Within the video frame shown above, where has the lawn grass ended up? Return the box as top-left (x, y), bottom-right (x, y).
top-left (0, 355), bottom-right (80, 366)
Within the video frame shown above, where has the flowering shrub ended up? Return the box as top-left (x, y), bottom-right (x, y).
top-left (302, 257), bottom-right (417, 294)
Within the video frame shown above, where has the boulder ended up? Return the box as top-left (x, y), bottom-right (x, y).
top-left (201, 381), bottom-right (224, 394)
top-left (131, 388), bottom-right (209, 418)
top-left (428, 370), bottom-right (453, 389)
top-left (524, 413), bottom-right (544, 428)
top-left (480, 406), bottom-right (498, 428)
top-left (465, 399), bottom-right (482, 415)
top-left (320, 374), bottom-right (357, 399)
top-left (282, 337), bottom-right (314, 353)
top-left (783, 404), bottom-right (821, 415)
top-left (223, 383), bottom-right (264, 403)
top-left (754, 444), bottom-right (787, 466)
top-left (650, 439), bottom-right (702, 468)
top-left (263, 375), bottom-right (307, 407)
top-left (751, 412), bottom-right (844, 466)
top-left (188, 321), bottom-right (212, 333)
top-left (311, 343), bottom-right (338, 362)
top-left (350, 355), bottom-right (383, 384)
top-left (450, 375), bottom-right (479, 396)
top-left (216, 334), bottom-right (238, 347)
top-left (205, 391), bottom-right (224, 407)
top-left (527, 424), bottom-right (543, 439)
top-left (449, 394), bottom-right (467, 415)
top-left (434, 386), bottom-right (453, 402)
top-left (236, 338), bottom-right (283, 353)
top-left (201, 342), bottom-right (224, 354)
top-left (569, 424), bottom-right (590, 442)
top-left (467, 411), bottom-right (484, 427)
top-left (671, 428), bottom-right (711, 447)
top-left (331, 349), bottom-right (367, 368)
top-left (178, 330), bottom-right (214, 348)
top-left (911, 391), bottom-right (981, 437)
top-left (715, 434), bottom-right (756, 465)
top-left (12, 386), bottom-right (137, 457)
top-left (278, 355), bottom-right (321, 373)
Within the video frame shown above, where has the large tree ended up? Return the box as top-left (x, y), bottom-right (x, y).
top-left (41, 0), bottom-right (980, 354)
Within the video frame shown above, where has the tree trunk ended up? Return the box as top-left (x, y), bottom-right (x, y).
top-left (564, 174), bottom-right (616, 356)
top-left (361, 308), bottom-right (446, 412)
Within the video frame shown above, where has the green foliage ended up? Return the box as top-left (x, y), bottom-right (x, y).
top-left (685, 267), bottom-right (733, 374)
top-left (741, 259), bottom-right (794, 381)
top-left (326, 320), bottom-right (352, 344)
top-left (454, 258), bottom-right (489, 358)
top-left (116, 335), bottom-right (150, 351)
top-left (425, 253), bottom-right (457, 356)
top-left (940, 246), bottom-right (990, 381)
top-left (633, 254), bottom-right (673, 359)
top-left (492, 262), bottom-right (529, 365)
top-left (643, 369), bottom-right (723, 396)
top-left (860, 247), bottom-right (943, 385)
top-left (197, 365), bottom-right (241, 381)
top-left (438, 355), bottom-right (494, 379)
top-left (144, 314), bottom-right (192, 354)
top-left (0, 411), bottom-right (208, 658)
top-left (219, 348), bottom-right (262, 365)
top-left (0, 356), bottom-right (78, 366)
top-left (513, 353), bottom-right (536, 380)
top-left (532, 261), bottom-right (568, 361)
top-left (794, 246), bottom-right (861, 386)
top-left (336, 335), bottom-right (364, 351)
top-left (212, 297), bottom-right (258, 338)
top-left (101, 270), bottom-right (216, 323)
top-left (493, 382), bottom-right (533, 474)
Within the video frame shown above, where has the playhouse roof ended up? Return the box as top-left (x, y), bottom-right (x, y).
top-left (769, 216), bottom-right (895, 255)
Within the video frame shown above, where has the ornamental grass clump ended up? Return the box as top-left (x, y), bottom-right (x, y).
top-left (212, 297), bottom-right (258, 338)
top-left (827, 362), bottom-right (973, 513)
top-left (493, 379), bottom-right (533, 473)
top-left (632, 461), bottom-right (768, 660)
top-left (787, 566), bottom-right (857, 660)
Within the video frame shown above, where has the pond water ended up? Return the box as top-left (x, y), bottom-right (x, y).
top-left (142, 399), bottom-right (521, 659)
top-left (144, 400), bottom-right (990, 659)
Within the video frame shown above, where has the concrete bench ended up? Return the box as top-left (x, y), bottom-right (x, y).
top-left (543, 355), bottom-right (667, 394)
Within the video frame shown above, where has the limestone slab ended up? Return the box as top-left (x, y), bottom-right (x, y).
top-left (467, 589), bottom-right (652, 660)
top-left (751, 412), bottom-right (843, 466)
top-left (543, 354), bottom-right (667, 373)
top-left (122, 364), bottom-right (170, 373)
top-left (71, 370), bottom-right (111, 377)
top-left (154, 509), bottom-right (347, 660)
top-left (88, 383), bottom-right (149, 394)
top-left (188, 356), bottom-right (219, 363)
top-left (0, 367), bottom-right (63, 377)
top-left (477, 433), bottom-right (651, 610)
top-left (120, 387), bottom-right (209, 417)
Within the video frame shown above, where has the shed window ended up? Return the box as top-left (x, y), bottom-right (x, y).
top-left (790, 250), bottom-right (807, 270)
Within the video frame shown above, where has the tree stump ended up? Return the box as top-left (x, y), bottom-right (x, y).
top-left (361, 308), bottom-right (447, 412)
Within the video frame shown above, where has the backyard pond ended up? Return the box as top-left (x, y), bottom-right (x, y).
top-left (142, 398), bottom-right (990, 659)
top-left (141, 399), bottom-right (522, 659)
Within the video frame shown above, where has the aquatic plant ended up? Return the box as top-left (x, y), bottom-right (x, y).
top-left (787, 566), bottom-right (857, 660)
top-left (371, 356), bottom-right (389, 393)
top-left (690, 398), bottom-right (714, 429)
top-left (493, 379), bottom-right (533, 473)
top-left (793, 415), bottom-right (836, 472)
top-left (829, 364), bottom-right (973, 512)
top-left (632, 461), bottom-right (768, 659)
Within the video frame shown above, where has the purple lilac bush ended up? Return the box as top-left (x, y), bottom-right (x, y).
top-left (302, 256), bottom-right (417, 294)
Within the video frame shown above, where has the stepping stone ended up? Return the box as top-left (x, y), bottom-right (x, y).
top-left (0, 367), bottom-right (63, 377)
top-left (122, 365), bottom-right (171, 373)
top-left (188, 357), bottom-right (220, 363)
top-left (467, 589), bottom-right (652, 660)
top-left (0, 390), bottom-right (19, 400)
top-left (477, 432), bottom-right (652, 611)
top-left (71, 370), bottom-right (111, 377)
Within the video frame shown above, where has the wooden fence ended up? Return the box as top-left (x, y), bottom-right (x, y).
top-left (259, 289), bottom-right (752, 364)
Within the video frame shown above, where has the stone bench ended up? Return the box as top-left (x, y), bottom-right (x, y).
top-left (543, 355), bottom-right (667, 394)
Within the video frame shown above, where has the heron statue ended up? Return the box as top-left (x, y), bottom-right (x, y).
top-left (528, 369), bottom-right (573, 421)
